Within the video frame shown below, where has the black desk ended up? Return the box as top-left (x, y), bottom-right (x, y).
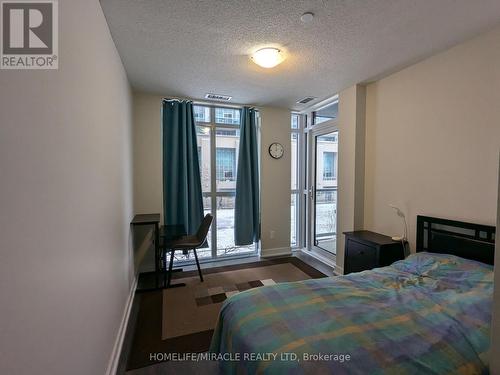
top-left (131, 214), bottom-right (162, 289)
top-left (131, 214), bottom-right (187, 291)
top-left (160, 224), bottom-right (186, 242)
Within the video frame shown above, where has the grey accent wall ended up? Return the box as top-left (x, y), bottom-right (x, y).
top-left (0, 1), bottom-right (134, 374)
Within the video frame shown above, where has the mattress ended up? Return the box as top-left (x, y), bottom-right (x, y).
top-left (209, 252), bottom-right (493, 374)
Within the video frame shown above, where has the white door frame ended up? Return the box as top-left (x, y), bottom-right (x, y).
top-left (306, 119), bottom-right (339, 265)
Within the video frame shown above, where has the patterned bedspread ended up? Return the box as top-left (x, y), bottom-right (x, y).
top-left (209, 253), bottom-right (493, 374)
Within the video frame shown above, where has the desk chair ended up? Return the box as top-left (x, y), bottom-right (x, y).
top-left (163, 214), bottom-right (213, 287)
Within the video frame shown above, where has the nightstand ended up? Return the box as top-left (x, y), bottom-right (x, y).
top-left (343, 231), bottom-right (405, 274)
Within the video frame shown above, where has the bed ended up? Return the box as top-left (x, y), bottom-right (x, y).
top-left (209, 216), bottom-right (496, 374)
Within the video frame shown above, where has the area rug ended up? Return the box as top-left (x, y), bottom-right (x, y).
top-left (126, 257), bottom-right (326, 370)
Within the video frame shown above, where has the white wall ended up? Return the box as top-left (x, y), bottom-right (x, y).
top-left (0, 1), bottom-right (134, 374)
top-left (133, 92), bottom-right (163, 220)
top-left (364, 25), bottom-right (500, 250)
top-left (132, 92), bottom-right (292, 256)
top-left (491, 152), bottom-right (500, 375)
top-left (259, 106), bottom-right (292, 256)
top-left (336, 85), bottom-right (366, 273)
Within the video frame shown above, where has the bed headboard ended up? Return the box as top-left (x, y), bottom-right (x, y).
top-left (416, 215), bottom-right (496, 265)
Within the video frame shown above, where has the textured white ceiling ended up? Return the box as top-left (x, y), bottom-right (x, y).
top-left (100, 0), bottom-right (500, 110)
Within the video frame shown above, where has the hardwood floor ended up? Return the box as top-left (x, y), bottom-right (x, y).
top-left (125, 360), bottom-right (218, 375)
top-left (294, 250), bottom-right (337, 277)
top-left (117, 251), bottom-right (335, 375)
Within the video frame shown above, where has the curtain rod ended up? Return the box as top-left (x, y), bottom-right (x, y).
top-left (162, 98), bottom-right (192, 103)
top-left (162, 97), bottom-right (256, 110)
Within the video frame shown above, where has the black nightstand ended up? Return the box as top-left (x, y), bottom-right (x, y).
top-left (343, 231), bottom-right (405, 274)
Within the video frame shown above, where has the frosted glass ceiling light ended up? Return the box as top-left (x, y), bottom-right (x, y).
top-left (251, 48), bottom-right (285, 68)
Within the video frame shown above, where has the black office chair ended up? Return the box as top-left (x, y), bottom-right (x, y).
top-left (163, 214), bottom-right (213, 287)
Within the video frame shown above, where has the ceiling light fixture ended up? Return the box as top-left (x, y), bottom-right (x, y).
top-left (251, 48), bottom-right (285, 69)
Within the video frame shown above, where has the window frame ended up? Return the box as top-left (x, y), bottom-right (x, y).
top-left (299, 94), bottom-right (340, 267)
top-left (312, 99), bottom-right (339, 126)
top-left (175, 103), bottom-right (259, 265)
top-left (291, 112), bottom-right (306, 249)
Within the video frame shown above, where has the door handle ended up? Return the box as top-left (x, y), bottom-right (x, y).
top-left (309, 186), bottom-right (315, 200)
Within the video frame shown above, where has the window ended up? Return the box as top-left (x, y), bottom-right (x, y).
top-left (291, 113), bottom-right (301, 247)
top-left (291, 194), bottom-right (297, 246)
top-left (215, 108), bottom-right (240, 125)
top-left (291, 113), bottom-right (299, 129)
top-left (196, 126), bottom-right (211, 193)
top-left (216, 129), bottom-right (237, 137)
top-left (187, 105), bottom-right (256, 262)
top-left (291, 133), bottom-right (298, 190)
top-left (322, 135), bottom-right (337, 143)
top-left (323, 152), bottom-right (337, 181)
top-left (313, 101), bottom-right (338, 125)
top-left (194, 106), bottom-right (210, 122)
top-left (314, 131), bottom-right (339, 255)
top-left (216, 148), bottom-right (236, 182)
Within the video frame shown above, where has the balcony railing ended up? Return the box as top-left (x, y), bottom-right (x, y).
top-left (315, 187), bottom-right (337, 238)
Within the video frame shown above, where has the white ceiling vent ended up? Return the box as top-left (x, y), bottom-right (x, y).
top-left (297, 96), bottom-right (317, 104)
top-left (205, 93), bottom-right (232, 101)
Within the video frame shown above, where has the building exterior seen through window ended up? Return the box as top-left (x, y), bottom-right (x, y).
top-left (322, 152), bottom-right (337, 181)
top-left (290, 112), bottom-right (339, 251)
top-left (215, 108), bottom-right (240, 125)
top-left (216, 148), bottom-right (236, 182)
top-left (188, 105), bottom-right (255, 263)
top-left (313, 101), bottom-right (338, 125)
top-left (314, 132), bottom-right (338, 254)
top-left (194, 106), bottom-right (210, 122)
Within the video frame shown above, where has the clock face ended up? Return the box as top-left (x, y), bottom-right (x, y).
top-left (269, 142), bottom-right (284, 159)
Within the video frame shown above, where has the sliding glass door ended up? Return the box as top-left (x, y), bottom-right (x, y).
top-left (305, 99), bottom-right (339, 264)
top-left (175, 105), bottom-right (258, 264)
top-left (312, 131), bottom-right (338, 254)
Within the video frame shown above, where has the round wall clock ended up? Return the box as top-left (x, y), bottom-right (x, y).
top-left (269, 142), bottom-right (284, 159)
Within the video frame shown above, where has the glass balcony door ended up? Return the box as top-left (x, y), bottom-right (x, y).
top-left (313, 131), bottom-right (338, 254)
top-left (307, 125), bottom-right (338, 263)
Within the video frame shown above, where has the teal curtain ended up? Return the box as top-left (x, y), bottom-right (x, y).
top-left (162, 99), bottom-right (204, 235)
top-left (234, 107), bottom-right (260, 245)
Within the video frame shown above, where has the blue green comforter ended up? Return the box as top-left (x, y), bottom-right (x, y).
top-left (210, 253), bottom-right (493, 374)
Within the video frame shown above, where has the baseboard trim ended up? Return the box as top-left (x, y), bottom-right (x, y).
top-left (261, 247), bottom-right (292, 258)
top-left (335, 265), bottom-right (344, 275)
top-left (105, 275), bottom-right (138, 375)
top-left (300, 249), bottom-right (343, 275)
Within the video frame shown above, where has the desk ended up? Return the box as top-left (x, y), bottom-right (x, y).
top-left (131, 214), bottom-right (161, 289)
top-left (131, 214), bottom-right (187, 291)
top-left (160, 224), bottom-right (186, 242)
